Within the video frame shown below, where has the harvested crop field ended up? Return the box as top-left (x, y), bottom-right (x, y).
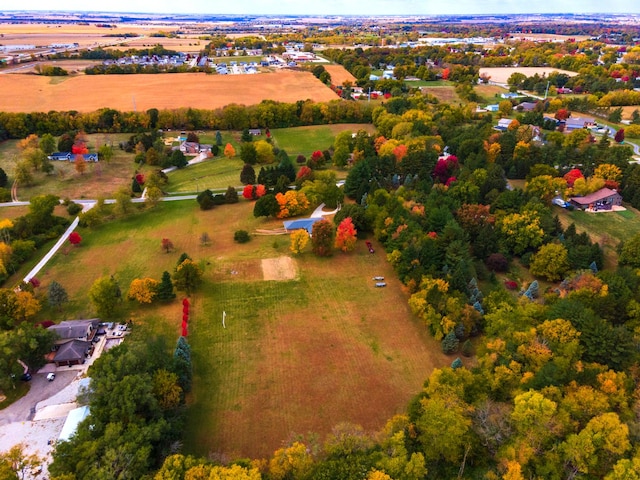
top-left (479, 67), bottom-right (578, 84)
top-left (323, 64), bottom-right (357, 85)
top-left (0, 71), bottom-right (339, 113)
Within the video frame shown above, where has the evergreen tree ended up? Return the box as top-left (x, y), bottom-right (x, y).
top-left (48, 280), bottom-right (68, 309)
top-left (156, 271), bottom-right (176, 301)
top-left (441, 331), bottom-right (459, 354)
top-left (224, 186), bottom-right (239, 204)
top-left (215, 131), bottom-right (223, 146)
top-left (240, 163), bottom-right (256, 185)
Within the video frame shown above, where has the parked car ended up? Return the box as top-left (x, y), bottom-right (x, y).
top-left (21, 372), bottom-right (32, 381)
top-left (47, 373), bottom-right (56, 381)
top-left (375, 282), bottom-right (387, 288)
top-left (372, 276), bottom-right (384, 281)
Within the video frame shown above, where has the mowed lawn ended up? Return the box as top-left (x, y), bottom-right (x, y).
top-left (556, 206), bottom-right (640, 268)
top-left (35, 200), bottom-right (449, 459)
top-left (166, 157), bottom-right (244, 193)
top-left (271, 123), bottom-right (375, 158)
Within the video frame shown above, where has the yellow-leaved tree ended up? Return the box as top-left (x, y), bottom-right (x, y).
top-left (269, 442), bottom-right (314, 480)
top-left (290, 229), bottom-right (309, 255)
top-left (127, 277), bottom-right (159, 304)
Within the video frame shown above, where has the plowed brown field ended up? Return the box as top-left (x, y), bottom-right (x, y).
top-left (0, 70), bottom-right (339, 113)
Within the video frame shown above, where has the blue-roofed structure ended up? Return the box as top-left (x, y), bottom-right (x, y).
top-left (59, 405), bottom-right (90, 441)
top-left (283, 218), bottom-right (322, 235)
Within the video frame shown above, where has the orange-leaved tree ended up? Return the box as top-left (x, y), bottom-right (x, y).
top-left (223, 143), bottom-right (236, 158)
top-left (335, 217), bottom-right (357, 252)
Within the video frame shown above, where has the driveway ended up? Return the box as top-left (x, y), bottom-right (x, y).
top-left (0, 370), bottom-right (77, 426)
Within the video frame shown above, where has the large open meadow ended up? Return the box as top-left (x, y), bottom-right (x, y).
top-left (29, 200), bottom-right (448, 458)
top-left (0, 70), bottom-right (339, 113)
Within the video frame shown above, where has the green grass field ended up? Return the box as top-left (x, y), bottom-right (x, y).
top-left (33, 199), bottom-right (448, 458)
top-left (271, 123), bottom-right (375, 158)
top-left (557, 206), bottom-right (640, 268)
top-left (166, 157), bottom-right (244, 193)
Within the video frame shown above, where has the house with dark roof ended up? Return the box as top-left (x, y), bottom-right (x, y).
top-left (569, 188), bottom-right (622, 211)
top-left (48, 319), bottom-right (100, 346)
top-left (53, 340), bottom-right (92, 367)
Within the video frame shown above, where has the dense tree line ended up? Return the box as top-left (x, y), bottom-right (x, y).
top-left (0, 99), bottom-right (373, 140)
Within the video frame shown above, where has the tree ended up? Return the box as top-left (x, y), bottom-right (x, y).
top-left (39, 133), bottom-right (56, 155)
top-left (156, 271), bottom-right (176, 301)
top-left (170, 150), bottom-right (188, 168)
top-left (0, 443), bottom-right (42, 480)
top-left (240, 143), bottom-right (257, 164)
top-left (223, 143), bottom-right (236, 158)
top-left (530, 243), bottom-right (570, 281)
top-left (311, 219), bottom-right (335, 257)
top-left (127, 277), bottom-right (159, 304)
top-left (290, 229), bottom-right (309, 254)
top-left (275, 190), bottom-right (310, 219)
top-left (173, 259), bottom-right (203, 294)
top-left (74, 154), bottom-right (87, 175)
top-left (615, 128), bottom-right (625, 143)
top-left (497, 211), bottom-right (545, 255)
top-left (269, 442), bottom-right (314, 480)
top-left (562, 412), bottom-right (630, 477)
top-left (240, 163), bottom-right (256, 184)
top-left (335, 217), bottom-right (357, 252)
top-left (224, 186), bottom-right (239, 204)
top-left (48, 280), bottom-right (68, 310)
top-left (14, 160), bottom-right (33, 186)
top-left (88, 275), bottom-right (122, 318)
top-left (253, 194), bottom-right (280, 217)
top-left (15, 290), bottom-right (40, 321)
top-left (619, 233), bottom-right (640, 267)
top-left (195, 189), bottom-right (214, 210)
top-left (161, 238), bottom-right (174, 253)
top-left (200, 232), bottom-right (210, 246)
top-left (255, 140), bottom-right (275, 163)
top-left (68, 231), bottom-right (82, 246)
top-left (215, 131), bottom-right (223, 146)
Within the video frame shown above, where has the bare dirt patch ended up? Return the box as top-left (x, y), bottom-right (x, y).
top-left (262, 256), bottom-right (298, 281)
top-left (0, 70), bottom-right (339, 113)
top-left (479, 67), bottom-right (578, 84)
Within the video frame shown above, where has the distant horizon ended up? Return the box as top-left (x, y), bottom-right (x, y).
top-left (2, 0), bottom-right (639, 17)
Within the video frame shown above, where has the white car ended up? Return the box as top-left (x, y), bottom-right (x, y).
top-left (47, 373), bottom-right (55, 381)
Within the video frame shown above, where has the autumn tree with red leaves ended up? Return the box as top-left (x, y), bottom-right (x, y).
top-left (615, 128), bottom-right (625, 143)
top-left (335, 217), bottom-right (357, 252)
top-left (68, 232), bottom-right (82, 246)
top-left (161, 238), bottom-right (174, 253)
top-left (563, 168), bottom-right (584, 188)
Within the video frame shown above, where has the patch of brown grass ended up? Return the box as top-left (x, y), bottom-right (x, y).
top-left (0, 70), bottom-right (339, 113)
top-left (479, 67), bottom-right (578, 84)
top-left (422, 86), bottom-right (459, 104)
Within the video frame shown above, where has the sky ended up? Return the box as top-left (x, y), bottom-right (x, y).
top-left (7, 0), bottom-right (640, 16)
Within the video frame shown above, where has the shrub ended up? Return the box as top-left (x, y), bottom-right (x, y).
top-left (296, 154), bottom-right (306, 164)
top-left (451, 357), bottom-right (463, 369)
top-left (66, 202), bottom-right (83, 216)
top-left (196, 189), bottom-right (215, 210)
top-left (504, 280), bottom-right (518, 290)
top-left (234, 230), bottom-right (251, 243)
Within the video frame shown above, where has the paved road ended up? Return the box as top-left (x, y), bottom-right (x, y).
top-left (0, 370), bottom-right (77, 426)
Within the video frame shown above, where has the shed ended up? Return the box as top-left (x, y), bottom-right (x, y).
top-left (283, 218), bottom-right (322, 235)
top-left (59, 406), bottom-right (90, 442)
top-left (569, 188), bottom-right (622, 211)
top-left (249, 129), bottom-right (262, 136)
